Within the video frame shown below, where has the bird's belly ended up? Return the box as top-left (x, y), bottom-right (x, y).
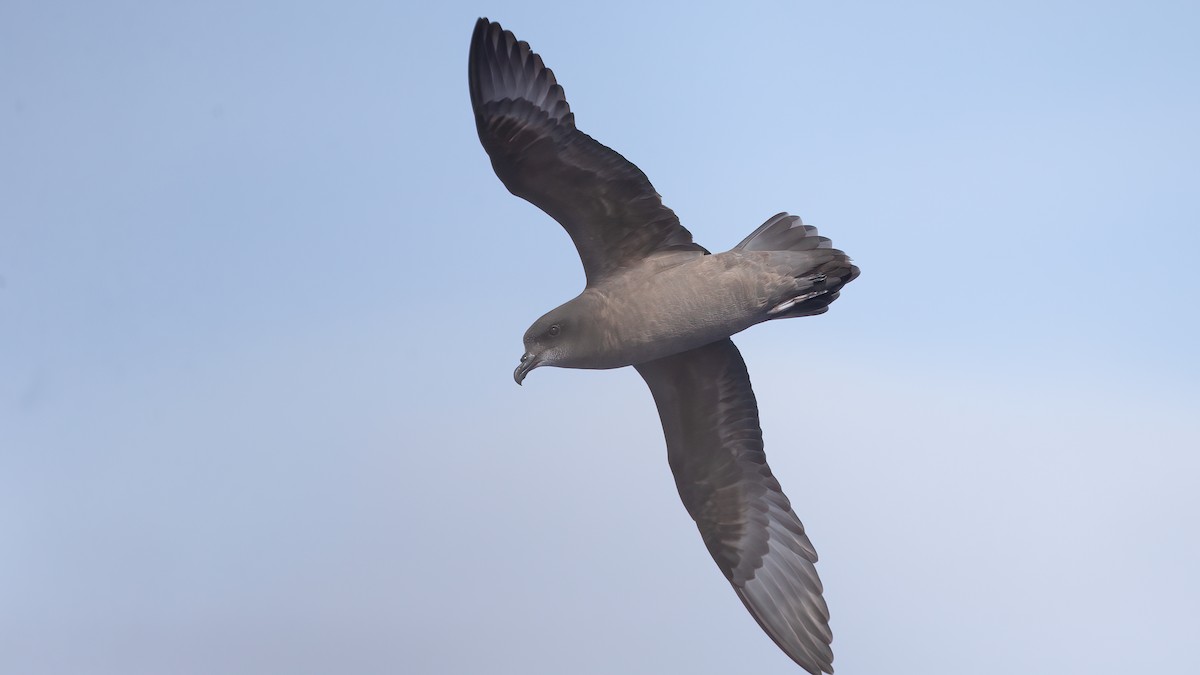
top-left (594, 260), bottom-right (778, 366)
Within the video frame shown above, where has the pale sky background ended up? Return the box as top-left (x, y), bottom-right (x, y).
top-left (2, 1), bottom-right (1198, 674)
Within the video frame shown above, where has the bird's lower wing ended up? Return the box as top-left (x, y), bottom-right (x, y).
top-left (635, 339), bottom-right (834, 674)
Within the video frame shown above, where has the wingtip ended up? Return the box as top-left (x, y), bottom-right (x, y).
top-left (471, 17), bottom-right (492, 48)
top-left (468, 18), bottom-right (498, 112)
top-left (734, 581), bottom-right (835, 675)
top-left (467, 17), bottom-right (575, 130)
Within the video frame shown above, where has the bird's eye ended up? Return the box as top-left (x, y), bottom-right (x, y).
top-left (548, 324), bottom-right (560, 337)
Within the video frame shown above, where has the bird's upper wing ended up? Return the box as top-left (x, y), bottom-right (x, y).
top-left (635, 338), bottom-right (834, 674)
top-left (468, 18), bottom-right (706, 285)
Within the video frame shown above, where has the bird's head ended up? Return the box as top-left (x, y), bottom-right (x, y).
top-left (515, 296), bottom-right (602, 384)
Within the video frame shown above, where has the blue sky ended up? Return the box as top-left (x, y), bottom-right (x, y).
top-left (2, 2), bottom-right (1198, 673)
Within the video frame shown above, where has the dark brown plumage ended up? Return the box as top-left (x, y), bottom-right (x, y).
top-left (469, 17), bottom-right (857, 673)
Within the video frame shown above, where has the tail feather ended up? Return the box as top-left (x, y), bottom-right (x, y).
top-left (737, 213), bottom-right (859, 320)
top-left (736, 212), bottom-right (830, 252)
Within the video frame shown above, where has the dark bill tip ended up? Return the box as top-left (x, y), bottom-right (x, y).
top-left (514, 353), bottom-right (539, 385)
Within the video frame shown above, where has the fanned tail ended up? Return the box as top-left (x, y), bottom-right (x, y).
top-left (737, 213), bottom-right (859, 319)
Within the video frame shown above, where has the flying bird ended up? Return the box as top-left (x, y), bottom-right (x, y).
top-left (468, 18), bottom-right (858, 674)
